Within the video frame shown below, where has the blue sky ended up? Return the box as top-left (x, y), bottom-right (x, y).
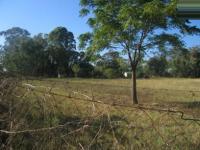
top-left (0, 0), bottom-right (199, 48)
top-left (0, 0), bottom-right (90, 43)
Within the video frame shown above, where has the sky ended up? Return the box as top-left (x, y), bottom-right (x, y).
top-left (0, 0), bottom-right (200, 48)
top-left (0, 0), bottom-right (91, 43)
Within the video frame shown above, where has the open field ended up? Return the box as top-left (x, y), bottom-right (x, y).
top-left (28, 78), bottom-right (200, 116)
top-left (1, 78), bottom-right (200, 149)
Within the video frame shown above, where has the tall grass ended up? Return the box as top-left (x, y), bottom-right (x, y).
top-left (1, 77), bottom-right (200, 149)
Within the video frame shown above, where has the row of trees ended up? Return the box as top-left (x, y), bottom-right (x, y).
top-left (137, 46), bottom-right (200, 78)
top-left (0, 27), bottom-right (95, 77)
top-left (0, 27), bottom-right (130, 78)
top-left (0, 26), bottom-right (199, 79)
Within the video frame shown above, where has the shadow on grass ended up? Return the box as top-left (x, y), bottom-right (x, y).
top-left (185, 101), bottom-right (200, 109)
top-left (170, 101), bottom-right (200, 109)
top-left (167, 101), bottom-right (200, 118)
top-left (9, 114), bottom-right (130, 150)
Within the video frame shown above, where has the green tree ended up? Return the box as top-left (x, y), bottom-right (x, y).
top-left (0, 27), bottom-right (30, 43)
top-left (171, 46), bottom-right (200, 78)
top-left (72, 64), bottom-right (80, 77)
top-left (0, 45), bottom-right (3, 69)
top-left (0, 27), bottom-right (78, 77)
top-left (75, 52), bottom-right (95, 78)
top-left (170, 48), bottom-right (191, 77)
top-left (0, 27), bottom-right (31, 74)
top-left (96, 51), bottom-right (126, 78)
top-left (0, 28), bottom-right (50, 76)
top-left (47, 27), bottom-right (76, 77)
top-left (79, 0), bottom-right (200, 104)
top-left (147, 56), bottom-right (167, 76)
top-left (189, 46), bottom-right (200, 77)
top-left (31, 33), bottom-right (49, 76)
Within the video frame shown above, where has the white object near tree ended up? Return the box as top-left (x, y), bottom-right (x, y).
top-left (3, 68), bottom-right (7, 72)
top-left (58, 72), bottom-right (61, 78)
top-left (124, 72), bottom-right (128, 78)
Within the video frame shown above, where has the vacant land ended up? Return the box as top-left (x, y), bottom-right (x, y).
top-left (1, 78), bottom-right (200, 149)
top-left (28, 78), bottom-right (200, 114)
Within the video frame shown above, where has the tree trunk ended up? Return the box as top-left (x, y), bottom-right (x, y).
top-left (131, 68), bottom-right (138, 104)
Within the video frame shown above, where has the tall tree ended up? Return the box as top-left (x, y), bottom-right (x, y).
top-left (72, 64), bottom-right (80, 77)
top-left (47, 27), bottom-right (76, 77)
top-left (0, 27), bottom-right (31, 74)
top-left (147, 56), bottom-right (167, 76)
top-left (30, 33), bottom-right (48, 76)
top-left (171, 46), bottom-right (200, 78)
top-left (0, 27), bottom-right (30, 42)
top-left (79, 0), bottom-right (200, 104)
top-left (0, 27), bottom-right (79, 77)
top-left (170, 48), bottom-right (192, 77)
top-left (189, 46), bottom-right (200, 77)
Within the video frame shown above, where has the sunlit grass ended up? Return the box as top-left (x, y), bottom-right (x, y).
top-left (14, 78), bottom-right (200, 149)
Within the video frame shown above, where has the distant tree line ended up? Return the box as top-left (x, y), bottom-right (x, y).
top-left (137, 46), bottom-right (200, 78)
top-left (0, 27), bottom-right (128, 78)
top-left (0, 27), bottom-right (94, 77)
top-left (0, 27), bottom-right (200, 78)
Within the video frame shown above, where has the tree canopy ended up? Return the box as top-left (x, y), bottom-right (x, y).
top-left (0, 27), bottom-right (80, 77)
top-left (79, 0), bottom-right (200, 104)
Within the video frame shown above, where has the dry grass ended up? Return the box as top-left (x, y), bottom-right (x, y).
top-left (38, 77), bottom-right (200, 90)
top-left (28, 78), bottom-right (200, 115)
top-left (1, 77), bottom-right (200, 149)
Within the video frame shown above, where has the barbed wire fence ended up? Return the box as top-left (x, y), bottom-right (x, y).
top-left (1, 76), bottom-right (200, 149)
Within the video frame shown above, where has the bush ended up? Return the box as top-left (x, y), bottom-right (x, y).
top-left (103, 68), bottom-right (121, 78)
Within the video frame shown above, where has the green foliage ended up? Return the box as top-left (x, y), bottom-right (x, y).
top-left (78, 62), bottom-right (94, 78)
top-left (79, 0), bottom-right (200, 74)
top-left (48, 27), bottom-right (76, 51)
top-left (190, 47), bottom-right (200, 77)
top-left (0, 27), bottom-right (82, 77)
top-left (0, 28), bottom-right (47, 75)
top-left (78, 32), bottom-right (93, 50)
top-left (95, 51), bottom-right (128, 78)
top-left (72, 64), bottom-right (80, 77)
top-left (103, 68), bottom-right (119, 79)
top-left (0, 27), bottom-right (30, 42)
top-left (170, 46), bottom-right (200, 77)
top-left (80, 0), bottom-right (200, 62)
top-left (79, 0), bottom-right (200, 103)
top-left (1, 26), bottom-right (200, 79)
top-left (134, 46), bottom-right (200, 78)
top-left (136, 62), bottom-right (149, 78)
top-left (147, 56), bottom-right (168, 77)
top-left (47, 27), bottom-right (77, 77)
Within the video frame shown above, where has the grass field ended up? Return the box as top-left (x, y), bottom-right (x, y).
top-left (1, 78), bottom-right (200, 149)
top-left (28, 78), bottom-right (200, 115)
